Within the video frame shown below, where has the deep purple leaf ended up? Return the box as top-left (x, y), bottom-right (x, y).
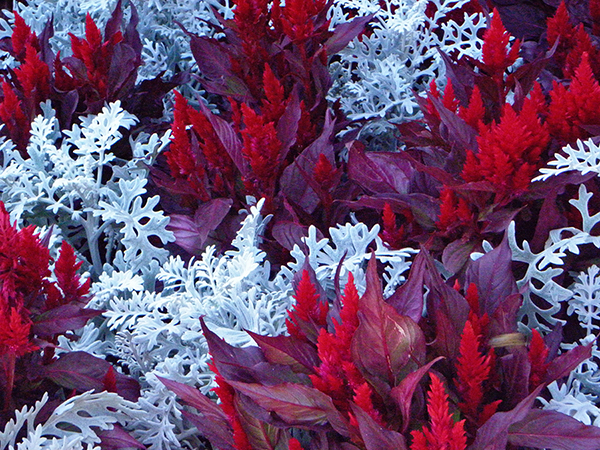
top-left (498, 347), bottom-right (531, 408)
top-left (386, 249), bottom-right (426, 323)
top-left (324, 14), bottom-right (373, 54)
top-left (429, 95), bottom-right (478, 153)
top-left (271, 220), bottom-right (309, 252)
top-left (158, 376), bottom-right (236, 450)
top-left (104, 0), bottom-right (123, 40)
top-left (390, 357), bottom-right (444, 433)
top-left (441, 237), bottom-right (477, 275)
top-left (470, 385), bottom-right (544, 450)
top-left (227, 380), bottom-right (349, 437)
top-left (98, 424), bottom-right (145, 450)
top-left (168, 198), bottom-right (233, 254)
top-left (32, 305), bottom-right (103, 338)
top-left (508, 409), bottom-right (600, 450)
top-left (465, 236), bottom-right (518, 316)
top-left (279, 111), bottom-right (336, 214)
top-left (347, 143), bottom-right (412, 195)
top-left (489, 293), bottom-right (522, 336)
top-left (236, 393), bottom-right (288, 450)
top-left (45, 352), bottom-right (140, 401)
top-left (196, 101), bottom-right (248, 176)
top-left (545, 340), bottom-right (594, 384)
top-left (245, 331), bottom-right (319, 375)
top-left (350, 403), bottom-right (408, 450)
top-left (276, 88), bottom-right (301, 162)
top-left (352, 257), bottom-right (426, 387)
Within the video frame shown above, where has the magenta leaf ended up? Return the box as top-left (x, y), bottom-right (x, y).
top-left (352, 257), bottom-right (426, 388)
top-left (158, 376), bottom-right (236, 450)
top-left (245, 331), bottom-right (319, 375)
top-left (386, 249), bottom-right (426, 323)
top-left (350, 403), bottom-right (408, 450)
top-left (168, 198), bottom-right (233, 254)
top-left (464, 236), bottom-right (518, 315)
top-left (390, 356), bottom-right (444, 433)
top-left (470, 385), bottom-right (544, 450)
top-left (45, 352), bottom-right (140, 401)
top-left (545, 339), bottom-right (594, 384)
top-left (32, 304), bottom-right (103, 338)
top-left (227, 380), bottom-right (349, 437)
top-left (98, 424), bottom-right (145, 450)
top-left (508, 409), bottom-right (600, 450)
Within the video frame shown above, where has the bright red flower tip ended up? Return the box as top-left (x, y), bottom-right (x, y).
top-left (0, 307), bottom-right (37, 357)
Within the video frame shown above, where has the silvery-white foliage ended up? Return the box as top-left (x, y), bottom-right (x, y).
top-left (0, 391), bottom-right (140, 450)
top-left (534, 138), bottom-right (600, 181)
top-left (99, 200), bottom-right (290, 450)
top-left (541, 375), bottom-right (600, 427)
top-left (287, 222), bottom-right (417, 297)
top-left (328, 0), bottom-right (486, 135)
top-left (508, 184), bottom-right (600, 332)
top-left (0, 101), bottom-right (174, 277)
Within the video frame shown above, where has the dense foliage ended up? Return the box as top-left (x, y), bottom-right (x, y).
top-left (0, 0), bottom-right (599, 449)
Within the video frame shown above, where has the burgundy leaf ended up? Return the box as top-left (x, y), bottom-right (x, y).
top-left (32, 304), bottom-right (102, 338)
top-left (159, 376), bottom-right (236, 450)
top-left (271, 220), bottom-right (309, 252)
top-left (168, 198), bottom-right (233, 254)
top-left (98, 424), bottom-right (145, 450)
top-left (441, 237), bottom-right (477, 275)
top-left (245, 331), bottom-right (319, 375)
top-left (347, 143), bottom-right (412, 195)
top-left (352, 256), bottom-right (426, 387)
top-left (545, 339), bottom-right (594, 384)
top-left (276, 87), bottom-right (301, 162)
top-left (45, 352), bottom-right (140, 401)
top-left (464, 236), bottom-right (518, 316)
top-left (227, 380), bottom-right (349, 437)
top-left (324, 14), bottom-right (374, 54)
top-left (428, 95), bottom-right (478, 152)
top-left (236, 393), bottom-right (289, 450)
top-left (470, 385), bottom-right (544, 450)
top-left (349, 403), bottom-right (408, 450)
top-left (279, 112), bottom-right (336, 214)
top-left (508, 409), bottom-right (600, 450)
top-left (386, 249), bottom-right (426, 323)
top-left (389, 357), bottom-right (444, 433)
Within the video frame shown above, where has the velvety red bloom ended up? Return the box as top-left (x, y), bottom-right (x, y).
top-left (286, 270), bottom-right (328, 338)
top-left (456, 319), bottom-right (496, 423)
top-left (14, 44), bottom-right (51, 107)
top-left (0, 81), bottom-right (30, 152)
top-left (314, 153), bottom-right (335, 190)
top-left (436, 187), bottom-right (473, 233)
top-left (288, 438), bottom-right (303, 450)
top-left (69, 13), bottom-right (123, 98)
top-left (462, 96), bottom-right (549, 196)
top-left (353, 382), bottom-right (383, 425)
top-left (547, 2), bottom-right (574, 60)
top-left (459, 85), bottom-right (485, 131)
top-left (410, 374), bottom-right (467, 450)
top-left (11, 13), bottom-right (39, 61)
top-left (51, 241), bottom-right (90, 308)
top-left (528, 329), bottom-right (550, 390)
top-left (548, 53), bottom-right (600, 143)
top-left (276, 0), bottom-right (326, 42)
top-left (261, 63), bottom-right (286, 123)
top-left (380, 203), bottom-right (405, 250)
top-left (481, 9), bottom-right (520, 79)
top-left (0, 306), bottom-right (37, 357)
top-left (241, 103), bottom-right (282, 196)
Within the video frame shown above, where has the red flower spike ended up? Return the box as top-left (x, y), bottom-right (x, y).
top-left (456, 319), bottom-right (495, 423)
top-left (547, 2), bottom-right (574, 51)
top-left (436, 187), bottom-right (457, 231)
top-left (167, 92), bottom-right (196, 176)
top-left (0, 307), bottom-right (37, 357)
top-left (459, 85), bottom-right (485, 130)
top-left (261, 63), bottom-right (286, 122)
top-left (548, 52), bottom-right (600, 143)
top-left (442, 79), bottom-right (459, 113)
top-left (286, 270), bottom-right (328, 339)
top-left (314, 153), bottom-right (335, 190)
top-left (52, 241), bottom-right (90, 308)
top-left (481, 9), bottom-right (520, 79)
top-left (410, 374), bottom-right (467, 450)
top-left (465, 283), bottom-right (479, 316)
top-left (11, 13), bottom-right (39, 61)
top-left (0, 80), bottom-right (30, 151)
top-left (380, 203), bottom-right (405, 250)
top-left (528, 329), bottom-right (550, 390)
top-left (564, 25), bottom-right (599, 79)
top-left (353, 382), bottom-right (384, 425)
top-left (288, 438), bottom-right (303, 450)
top-left (241, 103), bottom-right (282, 195)
top-left (14, 44), bottom-right (51, 107)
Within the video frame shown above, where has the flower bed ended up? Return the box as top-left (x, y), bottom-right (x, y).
top-left (0, 0), bottom-right (600, 449)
